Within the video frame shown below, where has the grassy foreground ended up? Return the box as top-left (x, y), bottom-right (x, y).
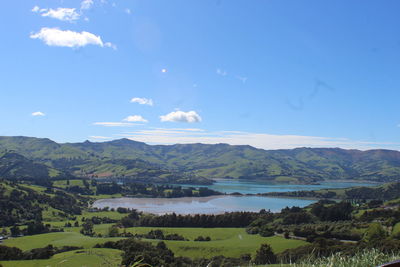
top-left (275, 248), bottom-right (400, 267)
top-left (2, 227), bottom-right (307, 259)
top-left (0, 248), bottom-right (122, 267)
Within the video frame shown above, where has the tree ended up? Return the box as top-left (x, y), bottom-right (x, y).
top-left (259, 225), bottom-right (274, 237)
top-left (363, 223), bottom-right (387, 244)
top-left (80, 221), bottom-right (94, 236)
top-left (284, 231), bottom-right (290, 239)
top-left (10, 226), bottom-right (21, 237)
top-left (108, 226), bottom-right (119, 237)
top-left (1, 228), bottom-right (7, 236)
top-left (254, 243), bottom-right (277, 265)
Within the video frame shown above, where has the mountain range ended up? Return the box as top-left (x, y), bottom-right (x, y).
top-left (0, 136), bottom-right (399, 184)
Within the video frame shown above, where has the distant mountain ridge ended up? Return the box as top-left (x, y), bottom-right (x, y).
top-left (0, 136), bottom-right (399, 184)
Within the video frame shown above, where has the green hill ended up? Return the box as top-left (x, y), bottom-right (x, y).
top-left (264, 181), bottom-right (400, 201)
top-left (0, 151), bottom-right (69, 182)
top-left (0, 136), bottom-right (400, 183)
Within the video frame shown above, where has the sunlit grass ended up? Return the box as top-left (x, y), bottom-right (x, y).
top-left (278, 249), bottom-right (400, 267)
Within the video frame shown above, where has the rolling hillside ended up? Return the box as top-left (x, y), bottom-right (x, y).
top-left (0, 136), bottom-right (399, 183)
top-left (0, 151), bottom-right (69, 182)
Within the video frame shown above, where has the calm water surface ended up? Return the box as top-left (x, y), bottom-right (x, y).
top-left (93, 195), bottom-right (316, 215)
top-left (175, 180), bottom-right (377, 194)
top-left (93, 180), bottom-right (376, 215)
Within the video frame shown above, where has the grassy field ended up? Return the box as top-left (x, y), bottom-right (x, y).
top-left (44, 210), bottom-right (127, 228)
top-left (162, 234), bottom-right (306, 259)
top-left (53, 180), bottom-right (85, 187)
top-left (3, 232), bottom-right (123, 250)
top-left (3, 227), bottom-right (307, 259)
top-left (0, 248), bottom-right (122, 267)
top-left (97, 226), bottom-right (306, 258)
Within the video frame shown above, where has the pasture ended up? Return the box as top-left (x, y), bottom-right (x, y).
top-left (3, 232), bottom-right (122, 250)
top-left (0, 248), bottom-right (122, 267)
top-left (3, 227), bottom-right (307, 259)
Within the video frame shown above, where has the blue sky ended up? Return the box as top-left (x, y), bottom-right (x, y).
top-left (1, 0), bottom-right (400, 150)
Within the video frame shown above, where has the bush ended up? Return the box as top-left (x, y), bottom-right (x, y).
top-left (259, 225), bottom-right (274, 237)
top-left (194, 236), bottom-right (211, 241)
top-left (254, 243), bottom-right (277, 264)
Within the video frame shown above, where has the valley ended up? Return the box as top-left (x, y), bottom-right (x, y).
top-left (1, 136), bottom-right (400, 266)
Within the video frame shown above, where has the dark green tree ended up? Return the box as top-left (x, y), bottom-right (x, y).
top-left (10, 226), bottom-right (21, 237)
top-left (254, 243), bottom-right (277, 265)
top-left (80, 221), bottom-right (94, 236)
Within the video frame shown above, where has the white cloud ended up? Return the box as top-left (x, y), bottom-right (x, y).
top-left (89, 136), bottom-right (111, 140)
top-left (31, 6), bottom-right (40, 12)
top-left (216, 68), bottom-right (227, 76)
top-left (30, 28), bottom-right (115, 49)
top-left (93, 122), bottom-right (136, 127)
top-left (123, 115), bottom-right (148, 123)
top-left (39, 8), bottom-right (80, 22)
top-left (125, 8), bottom-right (131, 14)
top-left (157, 128), bottom-right (204, 132)
top-left (160, 110), bottom-right (202, 123)
top-left (130, 97), bottom-right (153, 106)
top-left (104, 42), bottom-right (117, 50)
top-left (116, 128), bottom-right (400, 150)
top-left (32, 111), bottom-right (45, 116)
top-left (81, 0), bottom-right (94, 10)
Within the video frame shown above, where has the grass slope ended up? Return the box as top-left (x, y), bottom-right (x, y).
top-left (97, 226), bottom-right (306, 258)
top-left (3, 232), bottom-right (122, 250)
top-left (162, 234), bottom-right (306, 259)
top-left (0, 248), bottom-right (122, 267)
top-left (3, 228), bottom-right (307, 259)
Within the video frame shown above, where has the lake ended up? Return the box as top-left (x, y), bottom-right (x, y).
top-left (93, 180), bottom-right (376, 214)
top-left (174, 179), bottom-right (377, 194)
top-left (93, 195), bottom-right (316, 214)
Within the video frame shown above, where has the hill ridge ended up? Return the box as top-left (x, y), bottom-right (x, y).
top-left (0, 136), bottom-right (399, 183)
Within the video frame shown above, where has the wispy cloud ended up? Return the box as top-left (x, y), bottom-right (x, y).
top-left (130, 97), bottom-right (153, 106)
top-left (31, 111), bottom-right (45, 116)
top-left (30, 28), bottom-right (116, 49)
top-left (114, 128), bottom-right (400, 150)
top-left (123, 115), bottom-right (148, 123)
top-left (31, 6), bottom-right (40, 12)
top-left (93, 122), bottom-right (136, 127)
top-left (125, 8), bottom-right (131, 14)
top-left (89, 135), bottom-right (111, 140)
top-left (33, 7), bottom-right (80, 22)
top-left (160, 110), bottom-right (202, 123)
top-left (156, 128), bottom-right (204, 132)
top-left (81, 0), bottom-right (94, 10)
top-left (216, 68), bottom-right (227, 76)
